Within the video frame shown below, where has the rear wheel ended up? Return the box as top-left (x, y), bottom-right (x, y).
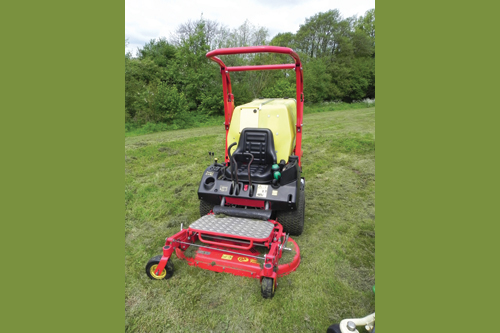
top-left (276, 187), bottom-right (305, 236)
top-left (199, 199), bottom-right (214, 217)
top-left (261, 277), bottom-right (275, 299)
top-left (145, 255), bottom-right (174, 280)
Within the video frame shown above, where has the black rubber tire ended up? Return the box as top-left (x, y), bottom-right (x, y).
top-left (145, 255), bottom-right (174, 280)
top-left (199, 199), bottom-right (214, 217)
top-left (261, 277), bottom-right (275, 299)
top-left (326, 324), bottom-right (342, 333)
top-left (276, 187), bottom-right (305, 236)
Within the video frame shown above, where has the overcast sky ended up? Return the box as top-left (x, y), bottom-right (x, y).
top-left (125, 0), bottom-right (375, 56)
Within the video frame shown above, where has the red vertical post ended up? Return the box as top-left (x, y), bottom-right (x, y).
top-left (221, 68), bottom-right (234, 163)
top-left (295, 63), bottom-right (304, 167)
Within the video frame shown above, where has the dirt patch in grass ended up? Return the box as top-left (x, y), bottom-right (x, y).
top-left (157, 146), bottom-right (179, 155)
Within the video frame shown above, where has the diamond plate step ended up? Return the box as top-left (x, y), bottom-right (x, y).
top-left (189, 214), bottom-right (274, 240)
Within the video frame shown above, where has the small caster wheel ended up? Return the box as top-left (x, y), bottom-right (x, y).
top-left (261, 277), bottom-right (275, 299)
top-left (145, 255), bottom-right (174, 280)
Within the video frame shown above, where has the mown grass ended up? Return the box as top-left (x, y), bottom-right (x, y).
top-left (125, 107), bottom-right (375, 332)
top-left (303, 100), bottom-right (375, 115)
top-left (125, 114), bottom-right (225, 138)
top-left (125, 100), bottom-right (375, 138)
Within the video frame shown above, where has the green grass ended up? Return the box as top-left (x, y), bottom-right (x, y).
top-left (303, 100), bottom-right (375, 114)
top-left (125, 115), bottom-right (225, 138)
top-left (125, 107), bottom-right (375, 332)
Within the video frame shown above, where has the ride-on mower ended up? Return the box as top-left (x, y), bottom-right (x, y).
top-left (145, 46), bottom-right (305, 298)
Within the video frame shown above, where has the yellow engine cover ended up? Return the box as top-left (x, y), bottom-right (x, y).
top-left (227, 98), bottom-right (297, 163)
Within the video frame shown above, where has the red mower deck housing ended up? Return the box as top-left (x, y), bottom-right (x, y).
top-left (154, 214), bottom-right (300, 281)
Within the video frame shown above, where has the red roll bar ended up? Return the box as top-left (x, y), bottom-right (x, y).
top-left (206, 46), bottom-right (304, 166)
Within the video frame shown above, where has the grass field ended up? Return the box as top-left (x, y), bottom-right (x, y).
top-left (125, 107), bottom-right (375, 332)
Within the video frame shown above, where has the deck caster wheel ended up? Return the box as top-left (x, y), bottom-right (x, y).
top-left (145, 255), bottom-right (174, 280)
top-left (261, 277), bottom-right (275, 299)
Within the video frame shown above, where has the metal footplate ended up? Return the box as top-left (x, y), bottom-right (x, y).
top-left (189, 214), bottom-right (274, 240)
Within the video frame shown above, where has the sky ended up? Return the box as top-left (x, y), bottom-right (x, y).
top-left (125, 0), bottom-right (375, 56)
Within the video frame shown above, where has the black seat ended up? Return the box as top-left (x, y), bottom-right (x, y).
top-left (225, 128), bottom-right (277, 183)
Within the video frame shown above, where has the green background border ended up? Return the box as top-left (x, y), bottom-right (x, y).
top-left (2, 0), bottom-right (495, 332)
top-left (2, 0), bottom-right (123, 331)
top-left (377, 1), bottom-right (498, 331)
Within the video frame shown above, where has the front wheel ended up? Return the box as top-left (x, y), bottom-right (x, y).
top-left (145, 255), bottom-right (174, 280)
top-left (261, 277), bottom-right (275, 299)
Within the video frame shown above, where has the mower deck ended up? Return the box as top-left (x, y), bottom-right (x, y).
top-left (148, 213), bottom-right (301, 298)
top-left (175, 237), bottom-right (300, 280)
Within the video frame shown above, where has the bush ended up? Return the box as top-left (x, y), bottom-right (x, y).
top-left (304, 58), bottom-right (336, 103)
top-left (198, 92), bottom-right (224, 116)
top-left (125, 121), bottom-right (139, 133)
top-left (132, 82), bottom-right (190, 125)
top-left (154, 83), bottom-right (189, 124)
top-left (260, 78), bottom-right (296, 99)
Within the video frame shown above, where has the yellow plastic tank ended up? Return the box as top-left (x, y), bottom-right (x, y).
top-left (227, 98), bottom-right (297, 163)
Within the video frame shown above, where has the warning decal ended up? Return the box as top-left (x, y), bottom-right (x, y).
top-left (237, 257), bottom-right (249, 262)
top-left (256, 185), bottom-right (268, 198)
top-left (250, 259), bottom-right (259, 264)
top-left (221, 254), bottom-right (233, 260)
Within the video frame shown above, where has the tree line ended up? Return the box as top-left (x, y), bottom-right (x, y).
top-left (125, 9), bottom-right (375, 127)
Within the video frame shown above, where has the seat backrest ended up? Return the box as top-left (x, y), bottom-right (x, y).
top-left (232, 128), bottom-right (277, 165)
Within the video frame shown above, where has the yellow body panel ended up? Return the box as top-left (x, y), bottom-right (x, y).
top-left (227, 98), bottom-right (297, 163)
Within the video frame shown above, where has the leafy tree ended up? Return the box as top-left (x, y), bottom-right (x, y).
top-left (125, 57), bottom-right (164, 118)
top-left (138, 38), bottom-right (177, 68)
top-left (133, 82), bottom-right (189, 125)
top-left (260, 78), bottom-right (296, 99)
top-left (198, 91), bottom-right (224, 116)
top-left (174, 19), bottom-right (218, 111)
top-left (270, 32), bottom-right (295, 47)
top-left (295, 9), bottom-right (346, 58)
top-left (154, 83), bottom-right (189, 124)
top-left (304, 58), bottom-right (337, 103)
top-left (125, 8), bottom-right (375, 125)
